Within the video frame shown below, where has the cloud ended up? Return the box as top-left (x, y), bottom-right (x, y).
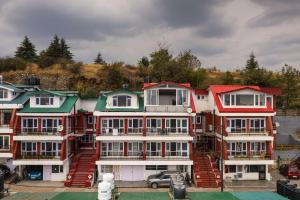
top-left (249, 0), bottom-right (300, 27)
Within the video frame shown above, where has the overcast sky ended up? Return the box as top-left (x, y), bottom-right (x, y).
top-left (0, 0), bottom-right (299, 71)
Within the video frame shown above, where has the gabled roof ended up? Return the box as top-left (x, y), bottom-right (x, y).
top-left (95, 90), bottom-right (144, 112)
top-left (143, 82), bottom-right (191, 89)
top-left (31, 90), bottom-right (65, 96)
top-left (0, 82), bottom-right (25, 92)
top-left (209, 85), bottom-right (282, 113)
top-left (18, 95), bottom-right (78, 113)
top-left (0, 91), bottom-right (35, 105)
top-left (209, 85), bottom-right (282, 95)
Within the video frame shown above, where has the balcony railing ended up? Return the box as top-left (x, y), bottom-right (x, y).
top-left (145, 105), bottom-right (186, 113)
top-left (0, 124), bottom-right (10, 128)
top-left (227, 127), bottom-right (269, 136)
top-left (0, 145), bottom-right (10, 152)
top-left (21, 128), bottom-right (60, 136)
top-left (20, 152), bottom-right (61, 159)
top-left (228, 152), bottom-right (271, 160)
top-left (165, 151), bottom-right (189, 158)
top-left (128, 128), bottom-right (143, 135)
top-left (147, 128), bottom-right (189, 135)
top-left (101, 128), bottom-right (124, 135)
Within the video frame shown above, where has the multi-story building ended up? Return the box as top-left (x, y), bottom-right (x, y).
top-left (94, 82), bottom-right (195, 182)
top-left (195, 85), bottom-right (281, 181)
top-left (0, 77), bottom-right (282, 187)
top-left (12, 90), bottom-right (79, 181)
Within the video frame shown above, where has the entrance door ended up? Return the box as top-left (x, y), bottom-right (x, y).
top-left (258, 165), bottom-right (266, 180)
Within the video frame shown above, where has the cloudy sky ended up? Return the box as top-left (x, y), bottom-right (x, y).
top-left (0, 0), bottom-right (299, 71)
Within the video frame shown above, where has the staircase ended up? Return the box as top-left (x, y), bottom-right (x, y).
top-left (193, 152), bottom-right (221, 188)
top-left (64, 150), bottom-right (97, 187)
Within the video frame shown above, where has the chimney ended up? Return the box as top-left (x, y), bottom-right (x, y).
top-left (122, 83), bottom-right (129, 90)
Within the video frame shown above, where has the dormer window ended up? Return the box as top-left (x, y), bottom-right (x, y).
top-left (223, 93), bottom-right (266, 106)
top-left (36, 94), bottom-right (54, 105)
top-left (112, 95), bottom-right (131, 107)
top-left (0, 88), bottom-right (8, 99)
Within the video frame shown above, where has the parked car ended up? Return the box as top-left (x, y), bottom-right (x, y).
top-left (287, 164), bottom-right (300, 179)
top-left (0, 165), bottom-right (11, 180)
top-left (27, 170), bottom-right (42, 180)
top-left (147, 171), bottom-right (183, 189)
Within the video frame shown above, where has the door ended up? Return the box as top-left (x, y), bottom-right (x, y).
top-left (258, 165), bottom-right (266, 180)
top-left (113, 166), bottom-right (120, 180)
top-left (120, 166), bottom-right (144, 181)
top-left (160, 174), bottom-right (171, 186)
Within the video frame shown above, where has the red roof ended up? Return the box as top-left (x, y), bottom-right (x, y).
top-left (195, 89), bottom-right (208, 95)
top-left (143, 82), bottom-right (191, 89)
top-left (209, 85), bottom-right (282, 113)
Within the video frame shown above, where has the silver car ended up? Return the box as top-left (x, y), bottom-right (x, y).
top-left (147, 171), bottom-right (182, 188)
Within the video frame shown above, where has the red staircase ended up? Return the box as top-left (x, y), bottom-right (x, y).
top-left (64, 150), bottom-right (97, 187)
top-left (193, 152), bottom-right (221, 188)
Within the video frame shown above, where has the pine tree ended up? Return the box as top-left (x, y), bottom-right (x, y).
top-left (245, 52), bottom-right (259, 70)
top-left (60, 38), bottom-right (73, 60)
top-left (94, 52), bottom-right (106, 65)
top-left (45, 35), bottom-right (61, 58)
top-left (15, 36), bottom-right (37, 62)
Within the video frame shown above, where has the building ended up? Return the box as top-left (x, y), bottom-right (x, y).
top-left (196, 85), bottom-right (281, 181)
top-left (94, 82), bottom-right (195, 182)
top-left (0, 77), bottom-right (282, 187)
top-left (12, 90), bottom-right (79, 181)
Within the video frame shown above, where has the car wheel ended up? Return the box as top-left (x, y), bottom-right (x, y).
top-left (151, 182), bottom-right (158, 189)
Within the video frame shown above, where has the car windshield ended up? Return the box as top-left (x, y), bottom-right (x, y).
top-left (156, 172), bottom-right (164, 178)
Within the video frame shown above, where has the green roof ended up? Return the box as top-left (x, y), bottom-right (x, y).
top-left (0, 91), bottom-right (35, 105)
top-left (0, 82), bottom-right (24, 92)
top-left (95, 91), bottom-right (144, 112)
top-left (32, 90), bottom-right (65, 96)
top-left (19, 96), bottom-right (78, 113)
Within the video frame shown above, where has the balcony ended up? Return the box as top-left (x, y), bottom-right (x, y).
top-left (147, 128), bottom-right (189, 136)
top-left (20, 128), bottom-right (60, 136)
top-left (101, 152), bottom-right (143, 160)
top-left (145, 105), bottom-right (187, 113)
top-left (20, 152), bottom-right (61, 159)
top-left (0, 145), bottom-right (10, 152)
top-left (227, 128), bottom-right (270, 136)
top-left (227, 152), bottom-right (272, 160)
top-left (0, 124), bottom-right (13, 133)
top-left (165, 151), bottom-right (189, 159)
top-left (101, 128), bottom-right (143, 135)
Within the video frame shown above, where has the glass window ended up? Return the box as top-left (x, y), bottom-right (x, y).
top-left (147, 90), bottom-right (157, 105)
top-left (112, 95), bottom-right (131, 107)
top-left (0, 89), bottom-right (8, 99)
top-left (236, 94), bottom-right (254, 106)
top-left (266, 97), bottom-right (272, 107)
top-left (177, 90), bottom-right (188, 105)
top-left (224, 94), bottom-right (230, 106)
top-left (52, 165), bottom-right (63, 173)
top-left (35, 94), bottom-right (54, 105)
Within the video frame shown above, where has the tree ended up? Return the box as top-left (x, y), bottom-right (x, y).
top-left (221, 71), bottom-right (235, 85)
top-left (15, 36), bottom-right (37, 62)
top-left (189, 68), bottom-right (208, 88)
top-left (60, 38), bottom-right (73, 60)
top-left (280, 65), bottom-right (300, 109)
top-left (242, 52), bottom-right (273, 87)
top-left (177, 50), bottom-right (201, 69)
top-left (94, 52), bottom-right (106, 65)
top-left (138, 56), bottom-right (149, 68)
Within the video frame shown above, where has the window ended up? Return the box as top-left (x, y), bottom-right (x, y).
top-left (236, 94), bottom-right (254, 106)
top-left (112, 95), bottom-right (131, 107)
top-left (166, 142), bottom-right (188, 157)
top-left (81, 134), bottom-right (94, 143)
top-left (22, 118), bottom-right (38, 133)
top-left (128, 118), bottom-right (143, 133)
top-left (228, 165), bottom-right (236, 173)
top-left (177, 89), bottom-right (188, 105)
top-left (101, 142), bottom-right (123, 157)
top-left (102, 118), bottom-right (124, 134)
top-left (227, 142), bottom-right (247, 156)
top-left (245, 165), bottom-right (264, 173)
top-left (147, 90), bottom-right (157, 105)
top-left (146, 142), bottom-right (161, 157)
top-left (146, 118), bottom-right (162, 133)
top-left (227, 119), bottom-right (246, 133)
top-left (196, 116), bottom-right (201, 124)
top-left (52, 165), bottom-right (63, 173)
top-left (101, 165), bottom-right (113, 173)
top-left (35, 94), bottom-right (54, 105)
top-left (0, 136), bottom-right (9, 149)
top-left (250, 142), bottom-right (266, 156)
top-left (42, 118), bottom-right (61, 133)
top-left (224, 94), bottom-right (230, 106)
top-left (197, 95), bottom-right (200, 100)
top-left (21, 142), bottom-right (37, 155)
top-left (250, 118), bottom-right (265, 132)
top-left (128, 142), bottom-right (143, 156)
top-left (87, 116), bottom-right (94, 124)
top-left (165, 118), bottom-right (188, 133)
top-left (41, 142), bottom-right (61, 156)
top-left (0, 88), bottom-right (8, 99)
top-left (145, 165), bottom-right (167, 170)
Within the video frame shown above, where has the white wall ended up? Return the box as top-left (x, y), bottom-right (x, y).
top-left (30, 96), bottom-right (65, 108)
top-left (106, 92), bottom-right (139, 109)
top-left (42, 161), bottom-right (68, 181)
top-left (192, 92), bottom-right (208, 112)
top-left (77, 99), bottom-right (97, 112)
